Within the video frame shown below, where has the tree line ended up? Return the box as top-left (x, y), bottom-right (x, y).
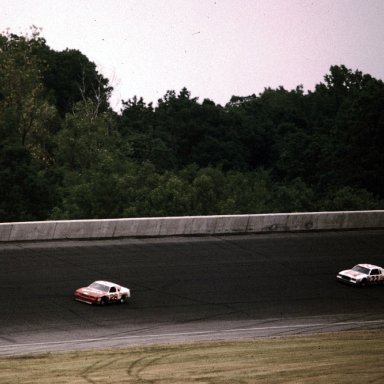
top-left (1, 29), bottom-right (383, 222)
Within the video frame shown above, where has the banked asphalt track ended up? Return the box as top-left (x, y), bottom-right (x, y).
top-left (0, 230), bottom-right (384, 356)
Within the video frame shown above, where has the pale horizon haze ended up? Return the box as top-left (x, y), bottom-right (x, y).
top-left (2, 0), bottom-right (384, 111)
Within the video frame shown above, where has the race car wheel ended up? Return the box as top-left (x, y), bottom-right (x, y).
top-left (360, 279), bottom-right (368, 287)
top-left (119, 295), bottom-right (128, 304)
top-left (100, 297), bottom-right (108, 305)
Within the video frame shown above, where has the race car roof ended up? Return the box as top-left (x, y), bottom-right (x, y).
top-left (357, 263), bottom-right (381, 269)
top-left (93, 280), bottom-right (119, 287)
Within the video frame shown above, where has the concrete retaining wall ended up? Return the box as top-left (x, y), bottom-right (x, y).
top-left (0, 211), bottom-right (383, 242)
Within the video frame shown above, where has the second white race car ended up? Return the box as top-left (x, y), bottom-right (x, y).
top-left (336, 263), bottom-right (384, 286)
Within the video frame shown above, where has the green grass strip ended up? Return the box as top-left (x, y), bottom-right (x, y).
top-left (1, 329), bottom-right (384, 383)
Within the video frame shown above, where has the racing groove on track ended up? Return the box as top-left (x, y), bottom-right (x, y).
top-left (0, 230), bottom-right (384, 355)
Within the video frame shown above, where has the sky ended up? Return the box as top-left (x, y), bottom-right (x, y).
top-left (2, 0), bottom-right (384, 111)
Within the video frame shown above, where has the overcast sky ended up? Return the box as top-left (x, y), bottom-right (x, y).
top-left (2, 0), bottom-right (384, 111)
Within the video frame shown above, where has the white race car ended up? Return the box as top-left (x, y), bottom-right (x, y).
top-left (336, 263), bottom-right (384, 286)
top-left (74, 280), bottom-right (131, 305)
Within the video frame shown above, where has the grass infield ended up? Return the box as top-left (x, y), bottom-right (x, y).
top-left (1, 329), bottom-right (383, 383)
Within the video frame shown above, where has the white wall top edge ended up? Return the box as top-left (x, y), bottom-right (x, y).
top-left (1, 210), bottom-right (384, 226)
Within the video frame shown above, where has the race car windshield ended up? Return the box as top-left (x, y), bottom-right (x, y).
top-left (352, 265), bottom-right (370, 274)
top-left (89, 282), bottom-right (109, 292)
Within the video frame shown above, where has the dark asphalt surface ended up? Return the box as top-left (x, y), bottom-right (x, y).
top-left (0, 230), bottom-right (383, 355)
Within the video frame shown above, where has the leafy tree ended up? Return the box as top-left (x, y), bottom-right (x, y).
top-left (0, 28), bottom-right (59, 164)
top-left (320, 186), bottom-right (383, 211)
top-left (36, 46), bottom-right (113, 117)
top-left (145, 173), bottom-right (192, 216)
top-left (118, 96), bottom-right (176, 168)
top-left (217, 169), bottom-right (272, 214)
top-left (270, 178), bottom-right (316, 213)
top-left (0, 145), bottom-right (55, 220)
top-left (305, 65), bottom-right (384, 198)
top-left (226, 87), bottom-right (307, 171)
top-left (55, 99), bottom-right (121, 171)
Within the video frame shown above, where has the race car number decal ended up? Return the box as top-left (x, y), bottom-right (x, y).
top-left (369, 275), bottom-right (383, 283)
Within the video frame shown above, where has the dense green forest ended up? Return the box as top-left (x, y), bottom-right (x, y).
top-left (1, 29), bottom-right (383, 222)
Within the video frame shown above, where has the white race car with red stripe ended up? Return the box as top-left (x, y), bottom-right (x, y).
top-left (74, 280), bottom-right (131, 305)
top-left (336, 264), bottom-right (384, 286)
